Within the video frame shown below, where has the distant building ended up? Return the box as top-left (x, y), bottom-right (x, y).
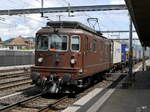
top-left (7, 36), bottom-right (34, 50)
top-left (0, 38), bottom-right (3, 48)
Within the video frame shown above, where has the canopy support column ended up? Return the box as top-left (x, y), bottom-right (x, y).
top-left (129, 16), bottom-right (133, 80)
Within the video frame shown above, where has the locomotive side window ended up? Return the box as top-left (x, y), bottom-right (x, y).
top-left (50, 34), bottom-right (68, 51)
top-left (86, 37), bottom-right (88, 51)
top-left (92, 40), bottom-right (96, 51)
top-left (37, 36), bottom-right (48, 50)
top-left (71, 36), bottom-right (80, 51)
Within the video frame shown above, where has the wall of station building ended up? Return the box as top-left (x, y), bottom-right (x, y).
top-left (0, 50), bottom-right (34, 66)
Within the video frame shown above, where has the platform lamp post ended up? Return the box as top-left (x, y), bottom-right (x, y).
top-left (129, 15), bottom-right (133, 81)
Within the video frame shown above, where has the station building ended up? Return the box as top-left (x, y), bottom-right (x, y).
top-left (7, 36), bottom-right (34, 50)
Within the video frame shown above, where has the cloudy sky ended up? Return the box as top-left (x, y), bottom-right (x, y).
top-left (0, 0), bottom-right (139, 45)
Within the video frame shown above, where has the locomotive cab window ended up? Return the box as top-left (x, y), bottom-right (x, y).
top-left (37, 36), bottom-right (48, 50)
top-left (71, 36), bottom-right (80, 51)
top-left (50, 34), bottom-right (68, 51)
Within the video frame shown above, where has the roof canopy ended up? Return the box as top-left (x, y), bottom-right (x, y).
top-left (125, 0), bottom-right (150, 46)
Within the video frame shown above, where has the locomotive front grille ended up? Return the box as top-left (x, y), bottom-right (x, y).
top-left (31, 66), bottom-right (81, 73)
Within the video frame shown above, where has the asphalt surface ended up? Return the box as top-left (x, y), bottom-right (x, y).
top-left (73, 71), bottom-right (150, 112)
top-left (97, 71), bottom-right (150, 112)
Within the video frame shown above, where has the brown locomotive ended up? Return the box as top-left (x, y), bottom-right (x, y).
top-left (31, 21), bottom-right (112, 93)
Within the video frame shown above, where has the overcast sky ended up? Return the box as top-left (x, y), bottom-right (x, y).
top-left (0, 0), bottom-right (139, 45)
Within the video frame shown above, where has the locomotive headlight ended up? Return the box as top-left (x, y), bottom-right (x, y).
top-left (38, 57), bottom-right (43, 63)
top-left (70, 59), bottom-right (76, 64)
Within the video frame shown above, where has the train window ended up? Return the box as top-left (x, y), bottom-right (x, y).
top-left (50, 34), bottom-right (68, 51)
top-left (37, 36), bottom-right (48, 50)
top-left (92, 40), bottom-right (96, 51)
top-left (71, 36), bottom-right (80, 51)
top-left (86, 37), bottom-right (88, 51)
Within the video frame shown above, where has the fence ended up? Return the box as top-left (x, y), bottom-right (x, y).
top-left (0, 50), bottom-right (35, 66)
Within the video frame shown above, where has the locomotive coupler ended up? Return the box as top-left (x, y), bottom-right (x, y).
top-left (48, 83), bottom-right (59, 93)
top-left (47, 75), bottom-right (61, 93)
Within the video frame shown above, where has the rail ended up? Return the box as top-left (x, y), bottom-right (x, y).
top-left (0, 93), bottom-right (67, 112)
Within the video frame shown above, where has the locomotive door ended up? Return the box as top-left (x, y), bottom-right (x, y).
top-left (83, 36), bottom-right (90, 76)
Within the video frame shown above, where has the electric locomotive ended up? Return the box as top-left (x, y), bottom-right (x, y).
top-left (31, 21), bottom-right (112, 93)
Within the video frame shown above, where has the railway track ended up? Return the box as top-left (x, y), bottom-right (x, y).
top-left (0, 63), bottom-right (135, 112)
top-left (0, 72), bottom-right (30, 80)
top-left (0, 93), bottom-right (67, 112)
top-left (0, 70), bottom-right (127, 112)
top-left (0, 79), bottom-right (32, 91)
top-left (0, 75), bottom-right (126, 112)
top-left (0, 70), bottom-right (32, 95)
top-left (0, 77), bottom-right (31, 86)
top-left (0, 72), bottom-right (126, 112)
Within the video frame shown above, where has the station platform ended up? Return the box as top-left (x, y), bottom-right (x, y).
top-left (63, 66), bottom-right (150, 112)
top-left (96, 71), bottom-right (150, 112)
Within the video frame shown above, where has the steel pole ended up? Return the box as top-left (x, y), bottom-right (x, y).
top-left (0, 5), bottom-right (127, 15)
top-left (41, 0), bottom-right (44, 17)
top-left (142, 47), bottom-right (146, 71)
top-left (129, 16), bottom-right (133, 79)
top-left (58, 15), bottom-right (62, 21)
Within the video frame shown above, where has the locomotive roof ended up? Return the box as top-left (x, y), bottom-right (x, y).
top-left (46, 21), bottom-right (103, 37)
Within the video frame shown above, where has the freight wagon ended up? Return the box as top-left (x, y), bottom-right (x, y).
top-left (121, 44), bottom-right (129, 66)
top-left (111, 40), bottom-right (122, 71)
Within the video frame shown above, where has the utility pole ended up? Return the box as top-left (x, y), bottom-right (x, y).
top-left (57, 15), bottom-right (63, 21)
top-left (129, 16), bottom-right (133, 80)
top-left (41, 0), bottom-right (44, 17)
top-left (59, 15), bottom-right (61, 21)
top-left (68, 3), bottom-right (71, 17)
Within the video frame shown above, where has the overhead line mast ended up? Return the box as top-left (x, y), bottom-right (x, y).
top-left (41, 0), bottom-right (44, 17)
top-left (0, 4), bottom-right (127, 15)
